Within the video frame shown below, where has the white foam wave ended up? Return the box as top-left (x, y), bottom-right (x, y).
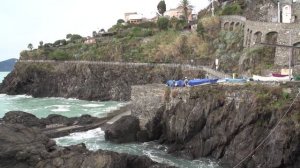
top-left (55, 128), bottom-right (104, 142)
top-left (51, 105), bottom-right (71, 112)
top-left (7, 95), bottom-right (32, 100)
top-left (81, 104), bottom-right (104, 108)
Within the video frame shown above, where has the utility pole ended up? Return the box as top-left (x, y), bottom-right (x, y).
top-left (212, 0), bottom-right (215, 16)
top-left (278, 0), bottom-right (281, 23)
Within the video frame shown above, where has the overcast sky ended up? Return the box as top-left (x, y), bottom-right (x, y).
top-left (0, 0), bottom-right (210, 61)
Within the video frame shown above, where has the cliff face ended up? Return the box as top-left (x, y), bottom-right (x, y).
top-left (0, 62), bottom-right (205, 101)
top-left (131, 84), bottom-right (300, 168)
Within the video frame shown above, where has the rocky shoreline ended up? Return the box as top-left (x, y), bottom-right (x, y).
top-left (1, 62), bottom-right (300, 168)
top-left (0, 111), bottom-right (174, 168)
top-left (105, 84), bottom-right (300, 168)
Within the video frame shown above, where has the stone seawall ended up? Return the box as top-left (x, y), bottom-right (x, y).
top-left (0, 61), bottom-right (205, 101)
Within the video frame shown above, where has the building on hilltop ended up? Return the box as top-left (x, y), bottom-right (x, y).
top-left (124, 12), bottom-right (144, 24)
top-left (84, 36), bottom-right (96, 44)
top-left (164, 6), bottom-right (196, 23)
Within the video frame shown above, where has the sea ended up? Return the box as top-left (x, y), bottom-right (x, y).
top-left (0, 71), bottom-right (222, 168)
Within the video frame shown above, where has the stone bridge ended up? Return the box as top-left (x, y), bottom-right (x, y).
top-left (221, 15), bottom-right (300, 67)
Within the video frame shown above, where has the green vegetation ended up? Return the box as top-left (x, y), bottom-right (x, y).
top-left (157, 17), bottom-right (169, 30)
top-left (240, 46), bottom-right (275, 75)
top-left (220, 2), bottom-right (242, 15)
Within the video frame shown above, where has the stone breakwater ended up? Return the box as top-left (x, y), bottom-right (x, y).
top-left (0, 61), bottom-right (206, 101)
top-left (106, 84), bottom-right (300, 168)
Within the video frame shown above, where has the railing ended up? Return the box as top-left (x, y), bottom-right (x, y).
top-left (18, 60), bottom-right (230, 79)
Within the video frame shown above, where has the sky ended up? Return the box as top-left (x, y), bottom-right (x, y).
top-left (0, 0), bottom-right (210, 61)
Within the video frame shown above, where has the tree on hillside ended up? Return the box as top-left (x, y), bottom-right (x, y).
top-left (157, 17), bottom-right (169, 30)
top-left (66, 34), bottom-right (72, 40)
top-left (27, 43), bottom-right (33, 50)
top-left (92, 31), bottom-right (97, 37)
top-left (157, 0), bottom-right (166, 16)
top-left (179, 0), bottom-right (192, 22)
top-left (117, 19), bottom-right (125, 24)
top-left (38, 41), bottom-right (43, 49)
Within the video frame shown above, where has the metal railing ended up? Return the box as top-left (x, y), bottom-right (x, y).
top-left (18, 60), bottom-right (230, 79)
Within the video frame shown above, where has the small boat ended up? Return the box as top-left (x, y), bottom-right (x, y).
top-left (188, 79), bottom-right (218, 86)
top-left (253, 75), bottom-right (290, 81)
top-left (225, 78), bottom-right (247, 83)
top-left (272, 73), bottom-right (288, 77)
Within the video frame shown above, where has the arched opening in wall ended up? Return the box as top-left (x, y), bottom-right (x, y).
top-left (224, 22), bottom-right (229, 30)
top-left (254, 31), bottom-right (262, 44)
top-left (230, 22), bottom-right (235, 31)
top-left (265, 31), bottom-right (278, 44)
top-left (235, 22), bottom-right (240, 28)
top-left (293, 42), bottom-right (300, 65)
top-left (264, 31), bottom-right (278, 62)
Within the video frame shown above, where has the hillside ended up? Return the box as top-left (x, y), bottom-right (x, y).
top-left (19, 0), bottom-right (298, 75)
top-left (0, 58), bottom-right (17, 72)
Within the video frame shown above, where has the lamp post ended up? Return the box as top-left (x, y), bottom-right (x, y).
top-left (211, 0), bottom-right (215, 16)
top-left (288, 30), bottom-right (293, 80)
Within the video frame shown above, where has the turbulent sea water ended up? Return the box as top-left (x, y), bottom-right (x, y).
top-left (0, 72), bottom-right (222, 168)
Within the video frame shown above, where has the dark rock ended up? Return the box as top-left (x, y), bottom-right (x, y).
top-left (131, 84), bottom-right (300, 168)
top-left (0, 62), bottom-right (205, 101)
top-left (2, 111), bottom-right (45, 128)
top-left (0, 123), bottom-right (174, 168)
top-left (105, 115), bottom-right (140, 143)
top-left (41, 114), bottom-right (74, 126)
top-left (136, 130), bottom-right (150, 142)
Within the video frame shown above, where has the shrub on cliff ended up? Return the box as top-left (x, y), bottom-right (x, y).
top-left (157, 17), bottom-right (169, 30)
top-left (49, 49), bottom-right (71, 60)
top-left (220, 3), bottom-right (242, 15)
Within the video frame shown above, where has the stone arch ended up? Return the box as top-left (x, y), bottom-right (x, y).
top-left (265, 31), bottom-right (278, 44)
top-left (254, 31), bottom-right (262, 44)
top-left (230, 22), bottom-right (235, 31)
top-left (224, 22), bottom-right (229, 30)
top-left (265, 31), bottom-right (278, 61)
top-left (235, 22), bottom-right (240, 27)
top-left (293, 42), bottom-right (300, 65)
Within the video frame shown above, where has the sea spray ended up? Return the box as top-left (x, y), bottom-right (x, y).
top-left (55, 128), bottom-right (222, 168)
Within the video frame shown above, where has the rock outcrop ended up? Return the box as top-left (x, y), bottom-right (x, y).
top-left (130, 84), bottom-right (300, 168)
top-left (104, 115), bottom-right (140, 143)
top-left (0, 123), bottom-right (174, 168)
top-left (0, 62), bottom-right (205, 101)
top-left (2, 111), bottom-right (105, 129)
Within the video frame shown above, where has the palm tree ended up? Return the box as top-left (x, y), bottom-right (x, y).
top-left (179, 0), bottom-right (192, 22)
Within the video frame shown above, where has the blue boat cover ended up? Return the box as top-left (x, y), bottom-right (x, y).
top-left (166, 80), bottom-right (175, 87)
top-left (175, 80), bottom-right (185, 87)
top-left (225, 78), bottom-right (247, 83)
top-left (188, 79), bottom-right (218, 86)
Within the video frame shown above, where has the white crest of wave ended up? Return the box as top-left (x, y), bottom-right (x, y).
top-left (4, 94), bottom-right (32, 100)
top-left (51, 105), bottom-right (71, 112)
top-left (55, 128), bottom-right (104, 142)
top-left (81, 104), bottom-right (104, 108)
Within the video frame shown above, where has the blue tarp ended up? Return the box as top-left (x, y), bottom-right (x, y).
top-left (166, 80), bottom-right (185, 87)
top-left (188, 79), bottom-right (218, 86)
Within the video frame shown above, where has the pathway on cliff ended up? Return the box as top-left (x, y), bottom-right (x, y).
top-left (19, 60), bottom-right (230, 79)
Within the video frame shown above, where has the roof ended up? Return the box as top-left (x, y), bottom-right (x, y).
top-left (128, 14), bottom-right (143, 20)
